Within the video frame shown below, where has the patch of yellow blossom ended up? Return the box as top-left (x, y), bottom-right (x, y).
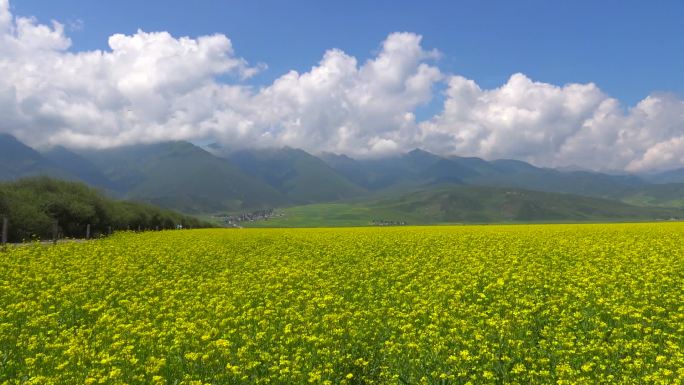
top-left (0, 223), bottom-right (683, 384)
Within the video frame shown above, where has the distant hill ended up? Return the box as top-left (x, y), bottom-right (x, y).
top-left (224, 147), bottom-right (366, 204)
top-left (76, 142), bottom-right (288, 213)
top-left (642, 168), bottom-right (684, 184)
top-left (322, 148), bottom-right (647, 198)
top-left (0, 134), bottom-right (71, 181)
top-left (620, 183), bottom-right (684, 208)
top-left (464, 167), bottom-right (646, 198)
top-left (4, 133), bottom-right (684, 217)
top-left (247, 185), bottom-right (682, 227)
top-left (320, 149), bottom-right (474, 190)
top-left (371, 185), bottom-right (679, 223)
top-left (42, 146), bottom-right (116, 190)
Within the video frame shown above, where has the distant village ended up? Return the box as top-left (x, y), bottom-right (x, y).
top-left (216, 209), bottom-right (282, 227)
top-left (370, 219), bottom-right (408, 226)
top-left (214, 209), bottom-right (408, 227)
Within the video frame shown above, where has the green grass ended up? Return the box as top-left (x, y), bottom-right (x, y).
top-left (244, 203), bottom-right (397, 227)
top-left (621, 191), bottom-right (684, 208)
top-left (244, 185), bottom-right (683, 228)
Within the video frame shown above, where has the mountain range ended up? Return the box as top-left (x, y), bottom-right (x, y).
top-left (2, 133), bottom-right (684, 221)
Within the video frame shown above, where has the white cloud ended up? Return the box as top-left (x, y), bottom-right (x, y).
top-left (0, 2), bottom-right (439, 157)
top-left (0, 2), bottom-right (262, 148)
top-left (0, 0), bottom-right (11, 32)
top-left (1, 0), bottom-right (684, 171)
top-left (245, 32), bottom-right (442, 156)
top-left (421, 74), bottom-right (684, 172)
top-left (420, 74), bottom-right (609, 163)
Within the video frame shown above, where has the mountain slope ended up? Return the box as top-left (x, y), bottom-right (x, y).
top-left (619, 183), bottom-right (684, 208)
top-left (642, 168), bottom-right (684, 184)
top-left (323, 148), bottom-right (648, 199)
top-left (247, 185), bottom-right (681, 227)
top-left (321, 149), bottom-right (474, 190)
top-left (445, 154), bottom-right (647, 198)
top-left (226, 147), bottom-right (366, 204)
top-left (0, 134), bottom-right (72, 181)
top-left (42, 146), bottom-right (116, 189)
top-left (373, 185), bottom-right (677, 223)
top-left (5, 133), bottom-right (684, 216)
top-left (465, 167), bottom-right (646, 198)
top-left (77, 142), bottom-right (288, 213)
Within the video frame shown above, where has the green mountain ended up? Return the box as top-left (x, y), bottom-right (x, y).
top-left (642, 168), bottom-right (684, 184)
top-left (226, 147), bottom-right (366, 204)
top-left (320, 149), bottom-right (475, 190)
top-left (0, 134), bottom-right (71, 181)
top-left (372, 185), bottom-right (678, 223)
top-left (42, 146), bottom-right (116, 189)
top-left (619, 183), bottom-right (684, 208)
top-left (77, 142), bottom-right (288, 213)
top-left (247, 185), bottom-right (682, 227)
top-left (464, 167), bottom-right (645, 198)
top-left (5, 133), bottom-right (684, 218)
top-left (322, 148), bottom-right (647, 198)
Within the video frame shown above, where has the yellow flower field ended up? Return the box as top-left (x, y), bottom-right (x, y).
top-left (1, 224), bottom-right (683, 384)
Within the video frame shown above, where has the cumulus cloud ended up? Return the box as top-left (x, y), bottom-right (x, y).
top-left (0, 2), bottom-right (261, 147)
top-left (246, 32), bottom-right (441, 156)
top-left (0, 1), bottom-right (439, 156)
top-left (1, 0), bottom-right (684, 171)
top-left (421, 75), bottom-right (684, 171)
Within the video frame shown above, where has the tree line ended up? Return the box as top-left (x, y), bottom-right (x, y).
top-left (0, 177), bottom-right (213, 243)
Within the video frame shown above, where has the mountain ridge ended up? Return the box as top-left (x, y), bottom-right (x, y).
top-left (223, 147), bottom-right (366, 204)
top-left (0, 134), bottom-right (74, 181)
top-left (2, 133), bottom-right (684, 216)
top-left (74, 141), bottom-right (289, 213)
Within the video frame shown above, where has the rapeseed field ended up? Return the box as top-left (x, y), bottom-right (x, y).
top-left (1, 224), bottom-right (683, 384)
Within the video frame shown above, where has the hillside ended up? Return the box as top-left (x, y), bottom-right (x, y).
top-left (372, 185), bottom-right (679, 223)
top-left (42, 146), bottom-right (116, 189)
top-left (465, 168), bottom-right (646, 198)
top-left (247, 185), bottom-right (681, 227)
top-left (77, 142), bottom-right (288, 213)
top-left (0, 134), bottom-right (71, 181)
top-left (620, 183), bottom-right (684, 208)
top-left (3, 133), bottom-right (684, 217)
top-left (642, 168), bottom-right (684, 184)
top-left (321, 148), bottom-right (647, 198)
top-left (321, 149), bottom-right (474, 190)
top-left (226, 147), bottom-right (366, 203)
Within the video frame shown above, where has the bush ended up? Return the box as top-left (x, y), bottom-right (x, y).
top-left (0, 177), bottom-right (212, 242)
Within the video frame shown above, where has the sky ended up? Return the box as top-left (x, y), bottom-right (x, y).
top-left (2, 0), bottom-right (684, 172)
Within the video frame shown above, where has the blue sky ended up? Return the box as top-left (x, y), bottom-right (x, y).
top-left (12, 0), bottom-right (684, 106)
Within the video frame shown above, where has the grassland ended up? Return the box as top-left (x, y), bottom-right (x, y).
top-left (245, 185), bottom-right (681, 228)
top-left (1, 224), bottom-right (683, 384)
top-left (245, 203), bottom-right (412, 227)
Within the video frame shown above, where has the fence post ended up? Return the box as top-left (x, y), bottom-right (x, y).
top-left (52, 220), bottom-right (58, 245)
top-left (1, 216), bottom-right (7, 245)
top-left (86, 224), bottom-right (91, 240)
